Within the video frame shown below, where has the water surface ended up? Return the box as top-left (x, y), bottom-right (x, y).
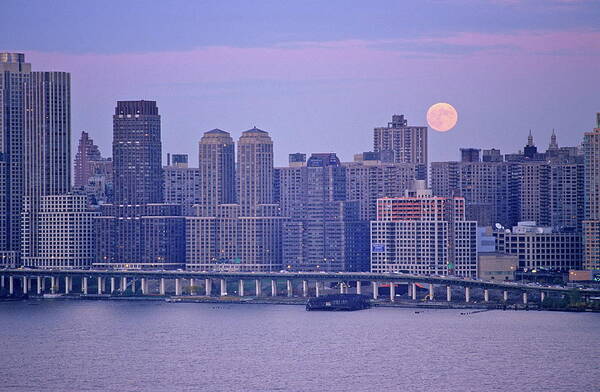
top-left (1, 301), bottom-right (598, 391)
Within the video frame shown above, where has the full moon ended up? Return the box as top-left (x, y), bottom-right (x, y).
top-left (426, 102), bottom-right (458, 132)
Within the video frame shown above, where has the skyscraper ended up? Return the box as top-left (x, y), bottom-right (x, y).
top-left (237, 127), bottom-right (273, 216)
top-left (112, 100), bottom-right (162, 205)
top-left (583, 114), bottom-right (600, 270)
top-left (21, 71), bottom-right (71, 263)
top-left (198, 129), bottom-right (235, 216)
top-left (373, 114), bottom-right (428, 165)
top-left (0, 53), bottom-right (30, 265)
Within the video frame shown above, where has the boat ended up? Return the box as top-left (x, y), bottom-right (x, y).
top-left (306, 294), bottom-right (371, 311)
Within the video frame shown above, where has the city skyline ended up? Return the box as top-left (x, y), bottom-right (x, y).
top-left (2, 0), bottom-right (598, 166)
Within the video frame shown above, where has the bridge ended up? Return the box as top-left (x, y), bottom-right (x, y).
top-left (2, 269), bottom-right (599, 305)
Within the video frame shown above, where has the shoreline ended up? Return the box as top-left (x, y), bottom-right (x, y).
top-left (2, 294), bottom-right (597, 312)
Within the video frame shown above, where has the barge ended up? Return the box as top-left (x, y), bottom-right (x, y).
top-left (306, 294), bottom-right (371, 311)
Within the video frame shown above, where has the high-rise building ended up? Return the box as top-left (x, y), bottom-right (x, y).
top-left (198, 129), bottom-right (235, 216)
top-left (24, 195), bottom-right (97, 269)
top-left (583, 115), bottom-right (600, 270)
top-left (373, 114), bottom-right (427, 165)
top-left (0, 53), bottom-right (31, 265)
top-left (370, 181), bottom-right (478, 277)
top-left (275, 153), bottom-right (369, 271)
top-left (112, 100), bottom-right (162, 205)
top-left (237, 127), bottom-right (273, 216)
top-left (21, 71), bottom-right (71, 263)
top-left (164, 154), bottom-right (200, 216)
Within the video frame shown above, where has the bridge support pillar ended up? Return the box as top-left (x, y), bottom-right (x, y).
top-left (254, 279), bottom-right (261, 297)
top-left (121, 277), bottom-right (127, 292)
top-left (41, 277), bottom-right (45, 292)
top-left (175, 279), bottom-right (182, 296)
top-left (205, 279), bottom-right (212, 296)
top-left (465, 287), bottom-right (470, 303)
top-left (189, 279), bottom-right (195, 295)
top-left (82, 277), bottom-right (88, 295)
top-left (356, 281), bottom-right (361, 295)
top-left (446, 286), bottom-right (452, 302)
top-left (68, 276), bottom-right (73, 293)
top-left (37, 276), bottom-right (42, 295)
top-left (339, 283), bottom-right (344, 294)
top-left (523, 292), bottom-right (528, 305)
top-left (97, 277), bottom-right (103, 295)
top-left (429, 284), bottom-right (434, 301)
top-left (238, 280), bottom-right (244, 297)
top-left (110, 277), bottom-right (115, 294)
top-left (141, 278), bottom-right (147, 295)
top-left (302, 280), bottom-right (308, 297)
top-left (484, 289), bottom-right (489, 303)
top-left (315, 281), bottom-right (321, 298)
top-left (131, 279), bottom-right (136, 293)
top-left (390, 282), bottom-right (395, 302)
top-left (9, 275), bottom-right (14, 295)
top-left (412, 283), bottom-right (417, 300)
top-left (65, 276), bottom-right (70, 294)
top-left (22, 277), bottom-right (28, 294)
top-left (503, 290), bottom-right (508, 302)
top-left (372, 282), bottom-right (378, 299)
top-left (541, 291), bottom-right (545, 302)
top-left (220, 279), bottom-right (227, 296)
top-left (50, 276), bottom-right (56, 294)
top-left (160, 278), bottom-right (166, 296)
top-left (0, 275), bottom-right (4, 289)
top-left (271, 280), bottom-right (277, 297)
top-left (287, 280), bottom-right (293, 297)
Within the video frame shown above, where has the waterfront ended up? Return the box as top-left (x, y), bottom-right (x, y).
top-left (1, 301), bottom-right (598, 391)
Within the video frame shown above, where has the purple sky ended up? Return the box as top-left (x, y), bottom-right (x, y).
top-left (2, 0), bottom-right (599, 165)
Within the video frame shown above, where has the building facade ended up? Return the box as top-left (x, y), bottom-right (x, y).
top-left (163, 154), bottom-right (200, 216)
top-left (23, 195), bottom-right (97, 269)
top-left (112, 100), bottom-right (163, 205)
top-left (275, 153), bottom-right (369, 272)
top-left (494, 221), bottom-right (582, 272)
top-left (370, 182), bottom-right (477, 277)
top-left (95, 204), bottom-right (185, 269)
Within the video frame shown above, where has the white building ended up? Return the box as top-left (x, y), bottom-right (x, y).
top-left (23, 195), bottom-right (97, 269)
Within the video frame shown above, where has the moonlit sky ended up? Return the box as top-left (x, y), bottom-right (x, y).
top-left (2, 0), bottom-right (599, 166)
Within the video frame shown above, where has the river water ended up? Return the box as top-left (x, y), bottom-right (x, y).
top-left (1, 300), bottom-right (598, 391)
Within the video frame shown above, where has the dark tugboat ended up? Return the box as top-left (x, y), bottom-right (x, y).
top-left (306, 294), bottom-right (371, 311)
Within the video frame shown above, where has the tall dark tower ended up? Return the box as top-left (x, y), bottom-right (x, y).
top-left (112, 100), bottom-right (163, 204)
top-left (0, 53), bottom-right (30, 263)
